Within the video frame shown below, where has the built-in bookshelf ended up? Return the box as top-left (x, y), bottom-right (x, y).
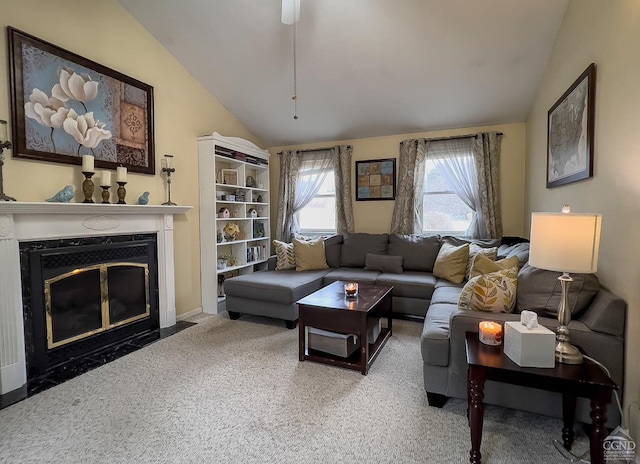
top-left (198, 132), bottom-right (270, 313)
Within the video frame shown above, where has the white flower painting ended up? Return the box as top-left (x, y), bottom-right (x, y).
top-left (9, 27), bottom-right (155, 174)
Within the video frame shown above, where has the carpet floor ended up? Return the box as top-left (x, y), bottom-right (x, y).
top-left (0, 313), bottom-right (588, 463)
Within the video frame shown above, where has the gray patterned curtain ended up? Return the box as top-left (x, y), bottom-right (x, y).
top-left (332, 145), bottom-right (355, 235)
top-left (390, 139), bottom-right (427, 234)
top-left (275, 150), bottom-right (301, 242)
top-left (472, 132), bottom-right (503, 239)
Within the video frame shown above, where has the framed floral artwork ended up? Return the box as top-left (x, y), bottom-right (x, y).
top-left (355, 158), bottom-right (396, 201)
top-left (7, 27), bottom-right (155, 174)
top-left (547, 63), bottom-right (596, 188)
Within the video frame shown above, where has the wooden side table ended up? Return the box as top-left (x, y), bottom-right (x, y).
top-left (465, 332), bottom-right (617, 464)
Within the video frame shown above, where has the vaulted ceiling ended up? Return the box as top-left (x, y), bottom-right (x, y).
top-left (118, 0), bottom-right (568, 147)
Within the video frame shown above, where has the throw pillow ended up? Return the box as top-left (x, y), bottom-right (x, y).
top-left (293, 237), bottom-right (329, 271)
top-left (466, 244), bottom-right (498, 279)
top-left (433, 243), bottom-right (470, 284)
top-left (364, 253), bottom-right (404, 274)
top-left (458, 267), bottom-right (518, 313)
top-left (469, 254), bottom-right (520, 279)
top-left (273, 240), bottom-right (296, 270)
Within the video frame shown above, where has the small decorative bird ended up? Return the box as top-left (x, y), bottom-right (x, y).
top-left (137, 191), bottom-right (150, 205)
top-left (45, 185), bottom-right (74, 203)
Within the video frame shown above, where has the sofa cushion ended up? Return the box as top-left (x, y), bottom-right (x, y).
top-left (469, 254), bottom-right (520, 279)
top-left (323, 234), bottom-right (343, 268)
top-left (421, 302), bottom-right (461, 367)
top-left (375, 271), bottom-right (436, 299)
top-left (323, 268), bottom-right (381, 285)
top-left (387, 234), bottom-right (441, 272)
top-left (442, 236), bottom-right (501, 248)
top-left (458, 267), bottom-right (518, 313)
top-left (516, 264), bottom-right (600, 317)
top-left (364, 253), bottom-right (403, 274)
top-left (433, 242), bottom-right (469, 284)
top-left (430, 286), bottom-right (463, 305)
top-left (273, 240), bottom-right (296, 270)
top-left (224, 270), bottom-right (329, 304)
top-left (293, 237), bottom-right (329, 271)
top-left (340, 233), bottom-right (389, 267)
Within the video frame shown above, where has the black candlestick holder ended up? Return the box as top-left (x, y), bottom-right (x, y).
top-left (0, 140), bottom-right (16, 201)
top-left (82, 171), bottom-right (95, 203)
top-left (100, 186), bottom-right (111, 204)
top-left (116, 181), bottom-right (127, 204)
top-left (162, 166), bottom-right (177, 206)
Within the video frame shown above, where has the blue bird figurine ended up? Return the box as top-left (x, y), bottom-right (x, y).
top-left (137, 191), bottom-right (150, 205)
top-left (45, 185), bottom-right (74, 203)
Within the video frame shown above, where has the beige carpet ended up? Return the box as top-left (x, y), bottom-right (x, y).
top-left (0, 313), bottom-right (587, 463)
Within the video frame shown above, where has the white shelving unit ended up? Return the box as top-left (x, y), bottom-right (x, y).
top-left (198, 132), bottom-right (271, 314)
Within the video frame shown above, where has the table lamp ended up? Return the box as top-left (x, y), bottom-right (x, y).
top-left (529, 206), bottom-right (602, 364)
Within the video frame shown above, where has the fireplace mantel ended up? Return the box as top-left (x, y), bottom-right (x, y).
top-left (0, 202), bottom-right (192, 395)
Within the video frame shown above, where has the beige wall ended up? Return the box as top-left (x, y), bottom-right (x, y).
top-left (0, 0), bottom-right (261, 316)
top-left (269, 122), bottom-right (526, 237)
top-left (525, 0), bottom-right (640, 438)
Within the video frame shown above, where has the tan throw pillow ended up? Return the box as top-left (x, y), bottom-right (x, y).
top-left (466, 244), bottom-right (498, 279)
top-left (458, 267), bottom-right (518, 313)
top-left (293, 237), bottom-right (329, 271)
top-left (433, 243), bottom-right (470, 284)
top-left (469, 254), bottom-right (520, 279)
top-left (273, 240), bottom-right (296, 270)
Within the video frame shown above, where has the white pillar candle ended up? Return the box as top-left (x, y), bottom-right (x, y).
top-left (116, 166), bottom-right (127, 183)
top-left (82, 154), bottom-right (94, 172)
top-left (100, 170), bottom-right (112, 186)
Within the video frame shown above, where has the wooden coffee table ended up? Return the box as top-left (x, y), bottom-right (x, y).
top-left (297, 281), bottom-right (393, 375)
top-left (465, 332), bottom-right (617, 464)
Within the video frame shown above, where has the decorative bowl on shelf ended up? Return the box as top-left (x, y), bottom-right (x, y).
top-left (216, 258), bottom-right (227, 270)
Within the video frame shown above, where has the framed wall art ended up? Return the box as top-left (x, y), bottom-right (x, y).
top-left (7, 27), bottom-right (155, 174)
top-left (355, 158), bottom-right (396, 201)
top-left (221, 169), bottom-right (239, 186)
top-left (546, 63), bottom-right (596, 188)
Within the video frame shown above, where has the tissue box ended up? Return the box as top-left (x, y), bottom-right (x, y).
top-left (504, 321), bottom-right (556, 368)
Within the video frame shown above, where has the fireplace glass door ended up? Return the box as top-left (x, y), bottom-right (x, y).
top-left (45, 263), bottom-right (150, 348)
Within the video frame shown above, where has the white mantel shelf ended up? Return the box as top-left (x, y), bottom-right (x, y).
top-left (0, 201), bottom-right (192, 396)
top-left (0, 202), bottom-right (192, 215)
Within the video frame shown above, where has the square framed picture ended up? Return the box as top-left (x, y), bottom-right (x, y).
top-left (355, 158), bottom-right (396, 201)
top-left (547, 63), bottom-right (596, 188)
top-left (222, 169), bottom-right (239, 186)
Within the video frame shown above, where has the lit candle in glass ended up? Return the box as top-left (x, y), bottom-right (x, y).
top-left (344, 282), bottom-right (358, 298)
top-left (478, 321), bottom-right (503, 345)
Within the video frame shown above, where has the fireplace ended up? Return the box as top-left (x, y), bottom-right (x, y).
top-left (0, 202), bottom-right (191, 401)
top-left (20, 234), bottom-right (159, 385)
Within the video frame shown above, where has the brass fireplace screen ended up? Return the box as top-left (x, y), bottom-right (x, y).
top-left (44, 262), bottom-right (150, 349)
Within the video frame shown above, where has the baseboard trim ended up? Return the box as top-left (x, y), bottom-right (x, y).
top-left (177, 307), bottom-right (203, 321)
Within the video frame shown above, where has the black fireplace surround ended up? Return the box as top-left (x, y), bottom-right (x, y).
top-left (19, 234), bottom-right (159, 392)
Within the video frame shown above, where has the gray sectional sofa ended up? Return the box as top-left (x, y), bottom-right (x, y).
top-left (223, 233), bottom-right (626, 426)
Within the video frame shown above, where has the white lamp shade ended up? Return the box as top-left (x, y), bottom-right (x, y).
top-left (529, 212), bottom-right (602, 273)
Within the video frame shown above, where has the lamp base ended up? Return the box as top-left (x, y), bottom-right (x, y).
top-left (555, 339), bottom-right (584, 364)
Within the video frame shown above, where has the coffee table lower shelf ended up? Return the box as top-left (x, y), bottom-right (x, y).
top-left (302, 328), bottom-right (391, 374)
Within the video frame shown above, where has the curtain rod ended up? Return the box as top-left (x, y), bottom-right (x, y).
top-left (416, 132), bottom-right (504, 143)
top-left (276, 145), bottom-right (352, 155)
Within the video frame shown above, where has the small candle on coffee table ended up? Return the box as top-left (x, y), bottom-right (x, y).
top-left (344, 282), bottom-right (358, 298)
top-left (479, 321), bottom-right (503, 345)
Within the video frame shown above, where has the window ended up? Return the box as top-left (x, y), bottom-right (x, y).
top-left (423, 158), bottom-right (473, 235)
top-left (296, 166), bottom-right (336, 235)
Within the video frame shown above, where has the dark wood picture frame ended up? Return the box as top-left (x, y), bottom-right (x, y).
top-left (7, 27), bottom-right (155, 174)
top-left (355, 158), bottom-right (396, 201)
top-left (546, 63), bottom-right (596, 188)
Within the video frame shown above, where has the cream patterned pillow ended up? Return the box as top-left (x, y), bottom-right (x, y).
top-left (273, 240), bottom-right (296, 270)
top-left (458, 267), bottom-right (518, 313)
